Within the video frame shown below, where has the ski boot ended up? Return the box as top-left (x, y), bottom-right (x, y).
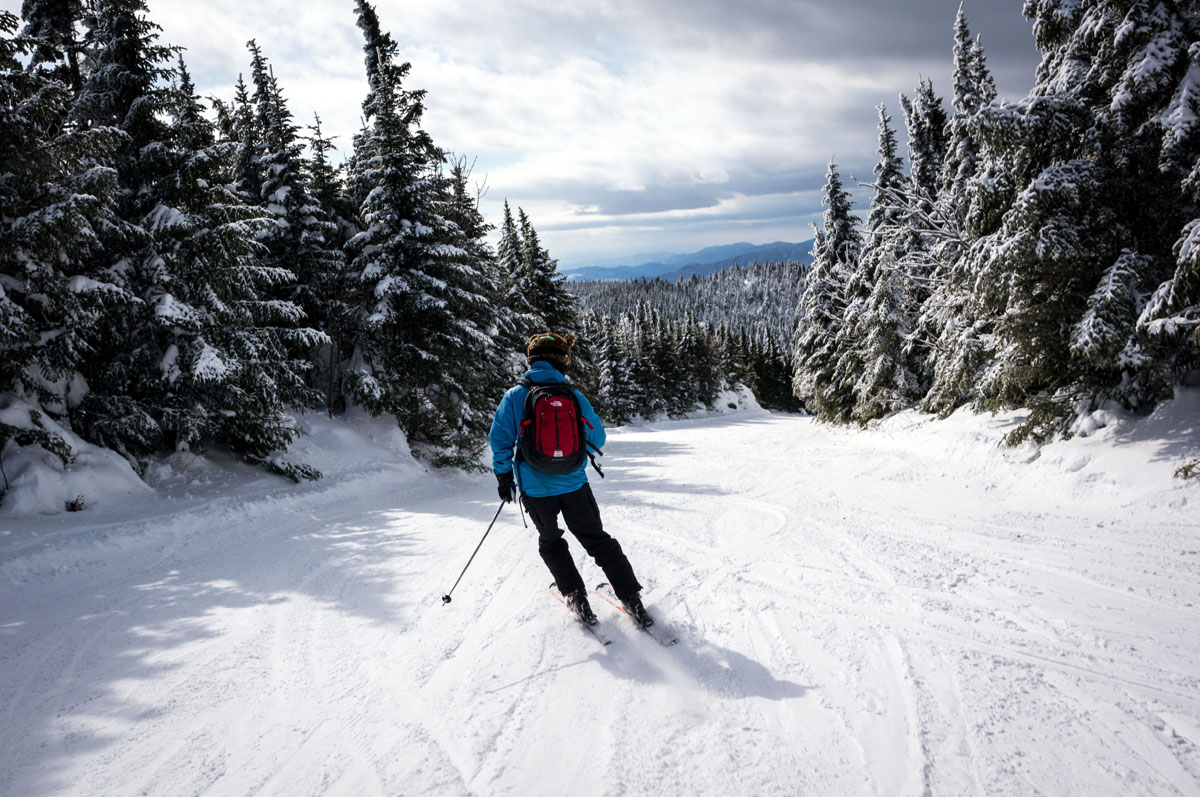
top-left (565, 589), bottom-right (599, 626)
top-left (621, 592), bottom-right (654, 628)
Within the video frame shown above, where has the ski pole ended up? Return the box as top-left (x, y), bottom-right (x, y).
top-left (441, 501), bottom-right (505, 605)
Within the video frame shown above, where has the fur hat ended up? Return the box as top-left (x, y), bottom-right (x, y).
top-left (526, 331), bottom-right (575, 367)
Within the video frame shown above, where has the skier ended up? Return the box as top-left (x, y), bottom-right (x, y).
top-left (489, 331), bottom-right (653, 628)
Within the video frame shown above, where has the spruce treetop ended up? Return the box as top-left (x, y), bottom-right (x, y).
top-left (867, 104), bottom-right (905, 235)
top-left (354, 0), bottom-right (424, 124)
top-left (71, 0), bottom-right (175, 139)
top-left (901, 79), bottom-right (948, 204)
top-left (818, 159), bottom-right (861, 268)
top-left (951, 5), bottom-right (995, 116)
top-left (20, 0), bottom-right (84, 92)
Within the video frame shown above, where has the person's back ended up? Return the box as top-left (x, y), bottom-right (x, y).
top-left (489, 358), bottom-right (602, 498)
top-left (489, 332), bottom-right (653, 628)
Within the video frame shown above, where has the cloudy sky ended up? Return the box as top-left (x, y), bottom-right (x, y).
top-left (11, 1), bottom-right (1042, 267)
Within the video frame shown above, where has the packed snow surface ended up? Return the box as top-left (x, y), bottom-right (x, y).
top-left (2, 395), bottom-right (1199, 796)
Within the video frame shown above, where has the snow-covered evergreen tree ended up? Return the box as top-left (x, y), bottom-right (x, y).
top-left (793, 160), bottom-right (860, 417)
top-left (570, 309), bottom-right (604, 400)
top-left (940, 6), bottom-right (997, 219)
top-left (433, 156), bottom-right (514, 428)
top-left (919, 7), bottom-right (1003, 416)
top-left (895, 79), bottom-right (951, 397)
top-left (1119, 4), bottom-right (1200, 387)
top-left (977, 160), bottom-right (1121, 417)
top-left (306, 114), bottom-right (357, 245)
top-left (651, 312), bottom-right (688, 417)
top-left (20, 0), bottom-right (83, 93)
top-left (1142, 26), bottom-right (1200, 346)
top-left (593, 314), bottom-right (635, 424)
top-left (496, 200), bottom-right (541, 354)
top-left (751, 333), bottom-right (803, 412)
top-left (303, 113), bottom-right (358, 413)
top-left (900, 79), bottom-right (948, 209)
top-left (60, 0), bottom-right (178, 459)
top-left (609, 313), bottom-right (643, 420)
top-left (625, 301), bottom-right (662, 416)
top-left (517, 207), bottom-right (579, 334)
top-left (850, 105), bottom-right (924, 422)
top-left (0, 11), bottom-right (128, 430)
top-left (243, 41), bottom-right (344, 409)
top-left (821, 107), bottom-right (902, 421)
top-left (678, 311), bottom-right (719, 412)
top-left (345, 0), bottom-right (504, 466)
top-left (975, 0), bottom-right (1200, 438)
top-left (227, 74), bottom-right (262, 199)
top-left (70, 2), bottom-right (318, 475)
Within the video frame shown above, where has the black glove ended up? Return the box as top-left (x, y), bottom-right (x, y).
top-left (497, 471), bottom-right (516, 503)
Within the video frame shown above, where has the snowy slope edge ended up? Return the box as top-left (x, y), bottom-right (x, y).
top-left (0, 410), bottom-right (433, 583)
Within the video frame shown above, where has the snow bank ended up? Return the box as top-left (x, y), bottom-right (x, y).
top-left (135, 408), bottom-right (424, 506)
top-left (1, 405), bottom-right (422, 528)
top-left (707, 384), bottom-right (766, 416)
top-left (0, 399), bottom-right (150, 516)
top-left (629, 384), bottom-right (768, 427)
top-left (0, 408), bottom-right (428, 586)
top-left (286, 408), bottom-right (421, 479)
top-left (873, 386), bottom-right (1200, 508)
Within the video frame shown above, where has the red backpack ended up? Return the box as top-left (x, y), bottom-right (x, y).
top-left (517, 379), bottom-right (603, 476)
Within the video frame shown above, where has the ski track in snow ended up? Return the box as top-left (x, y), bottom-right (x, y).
top-left (2, 409), bottom-right (1200, 795)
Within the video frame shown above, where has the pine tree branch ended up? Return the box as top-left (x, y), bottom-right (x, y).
top-left (852, 176), bottom-right (967, 250)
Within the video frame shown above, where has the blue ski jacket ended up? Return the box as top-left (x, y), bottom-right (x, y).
top-left (489, 361), bottom-right (606, 498)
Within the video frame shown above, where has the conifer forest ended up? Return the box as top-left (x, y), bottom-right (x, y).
top-left (2, 0), bottom-right (1199, 487)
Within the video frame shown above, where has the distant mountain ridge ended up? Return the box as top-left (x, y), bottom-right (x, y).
top-left (562, 241), bottom-right (813, 281)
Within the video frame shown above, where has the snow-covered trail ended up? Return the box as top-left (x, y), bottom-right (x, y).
top-left (2, 404), bottom-right (1199, 796)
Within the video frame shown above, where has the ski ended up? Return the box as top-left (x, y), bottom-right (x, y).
top-left (549, 584), bottom-right (612, 646)
top-left (594, 582), bottom-right (678, 647)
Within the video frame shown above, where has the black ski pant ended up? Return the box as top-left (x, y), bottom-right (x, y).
top-left (522, 484), bottom-right (642, 600)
